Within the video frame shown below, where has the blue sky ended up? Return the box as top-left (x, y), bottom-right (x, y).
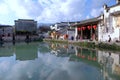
top-left (0, 0), bottom-right (116, 25)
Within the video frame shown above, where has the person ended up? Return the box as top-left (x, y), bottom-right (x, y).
top-left (12, 33), bottom-right (15, 45)
top-left (108, 35), bottom-right (111, 42)
top-left (0, 35), bottom-right (3, 46)
top-left (76, 35), bottom-right (78, 41)
top-left (0, 35), bottom-right (2, 42)
top-left (25, 34), bottom-right (30, 43)
top-left (71, 36), bottom-right (74, 40)
top-left (92, 33), bottom-right (95, 41)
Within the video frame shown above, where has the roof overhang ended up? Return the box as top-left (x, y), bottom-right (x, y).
top-left (0, 25), bottom-right (12, 28)
top-left (111, 11), bottom-right (120, 16)
top-left (71, 17), bottom-right (101, 27)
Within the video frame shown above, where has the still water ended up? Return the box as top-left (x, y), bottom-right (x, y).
top-left (0, 42), bottom-right (120, 80)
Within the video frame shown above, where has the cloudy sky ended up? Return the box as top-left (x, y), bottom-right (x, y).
top-left (0, 0), bottom-right (116, 25)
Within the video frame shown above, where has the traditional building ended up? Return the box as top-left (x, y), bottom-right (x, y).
top-left (15, 19), bottom-right (37, 35)
top-left (50, 22), bottom-right (74, 40)
top-left (0, 25), bottom-right (13, 36)
top-left (99, 0), bottom-right (120, 42)
top-left (70, 0), bottom-right (120, 42)
top-left (0, 25), bottom-right (14, 41)
top-left (71, 17), bottom-right (102, 41)
top-left (50, 22), bottom-right (70, 31)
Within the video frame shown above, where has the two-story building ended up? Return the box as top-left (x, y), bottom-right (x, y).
top-left (0, 25), bottom-right (14, 41)
top-left (15, 19), bottom-right (37, 35)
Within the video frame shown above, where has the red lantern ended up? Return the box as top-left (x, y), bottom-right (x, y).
top-left (77, 27), bottom-right (81, 31)
top-left (82, 55), bottom-right (85, 58)
top-left (93, 57), bottom-right (96, 61)
top-left (82, 27), bottom-right (86, 30)
top-left (93, 25), bottom-right (97, 30)
top-left (87, 26), bottom-right (91, 30)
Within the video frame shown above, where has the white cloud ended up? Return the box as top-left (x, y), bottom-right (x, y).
top-left (0, 0), bottom-right (113, 24)
top-left (86, 15), bottom-right (90, 19)
top-left (4, 0), bottom-right (31, 19)
top-left (90, 8), bottom-right (103, 17)
top-left (36, 0), bottom-right (87, 23)
top-left (0, 3), bottom-right (9, 15)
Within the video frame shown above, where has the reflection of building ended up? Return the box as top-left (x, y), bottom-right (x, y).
top-left (49, 43), bottom-right (75, 57)
top-left (75, 47), bottom-right (97, 61)
top-left (15, 43), bottom-right (38, 61)
top-left (49, 43), bottom-right (120, 79)
top-left (71, 46), bottom-right (120, 79)
top-left (75, 48), bottom-right (97, 61)
top-left (97, 50), bottom-right (120, 79)
top-left (0, 47), bottom-right (14, 57)
top-left (16, 52), bottom-right (38, 61)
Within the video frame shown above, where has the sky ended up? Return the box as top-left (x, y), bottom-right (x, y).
top-left (0, 0), bottom-right (116, 25)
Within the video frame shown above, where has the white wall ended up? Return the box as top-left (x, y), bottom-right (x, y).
top-left (68, 30), bottom-right (75, 40)
top-left (98, 4), bottom-right (120, 42)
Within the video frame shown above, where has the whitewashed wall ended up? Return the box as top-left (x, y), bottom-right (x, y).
top-left (98, 4), bottom-right (120, 42)
top-left (67, 29), bottom-right (75, 40)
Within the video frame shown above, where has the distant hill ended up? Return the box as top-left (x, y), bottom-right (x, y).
top-left (37, 23), bottom-right (54, 28)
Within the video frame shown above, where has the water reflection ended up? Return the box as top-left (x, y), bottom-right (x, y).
top-left (0, 46), bottom-right (14, 57)
top-left (0, 42), bottom-right (120, 80)
top-left (15, 43), bottom-right (38, 61)
top-left (49, 43), bottom-right (75, 57)
top-left (0, 42), bottom-right (39, 61)
top-left (48, 43), bottom-right (120, 80)
top-left (98, 51), bottom-right (120, 80)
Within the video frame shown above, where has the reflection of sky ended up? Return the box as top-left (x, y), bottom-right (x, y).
top-left (1, 42), bottom-right (120, 80)
top-left (0, 42), bottom-right (120, 80)
top-left (0, 50), bottom-right (102, 80)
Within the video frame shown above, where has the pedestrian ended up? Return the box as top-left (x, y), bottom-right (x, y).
top-left (108, 35), bottom-right (111, 42)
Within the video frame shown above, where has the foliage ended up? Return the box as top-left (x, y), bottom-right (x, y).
top-left (96, 42), bottom-right (120, 51)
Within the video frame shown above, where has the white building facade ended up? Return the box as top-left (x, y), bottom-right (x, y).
top-left (98, 0), bottom-right (120, 42)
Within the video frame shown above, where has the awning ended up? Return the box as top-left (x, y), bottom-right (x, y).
top-left (71, 17), bottom-right (101, 27)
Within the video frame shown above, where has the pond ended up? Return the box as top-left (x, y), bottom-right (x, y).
top-left (0, 42), bottom-right (120, 80)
